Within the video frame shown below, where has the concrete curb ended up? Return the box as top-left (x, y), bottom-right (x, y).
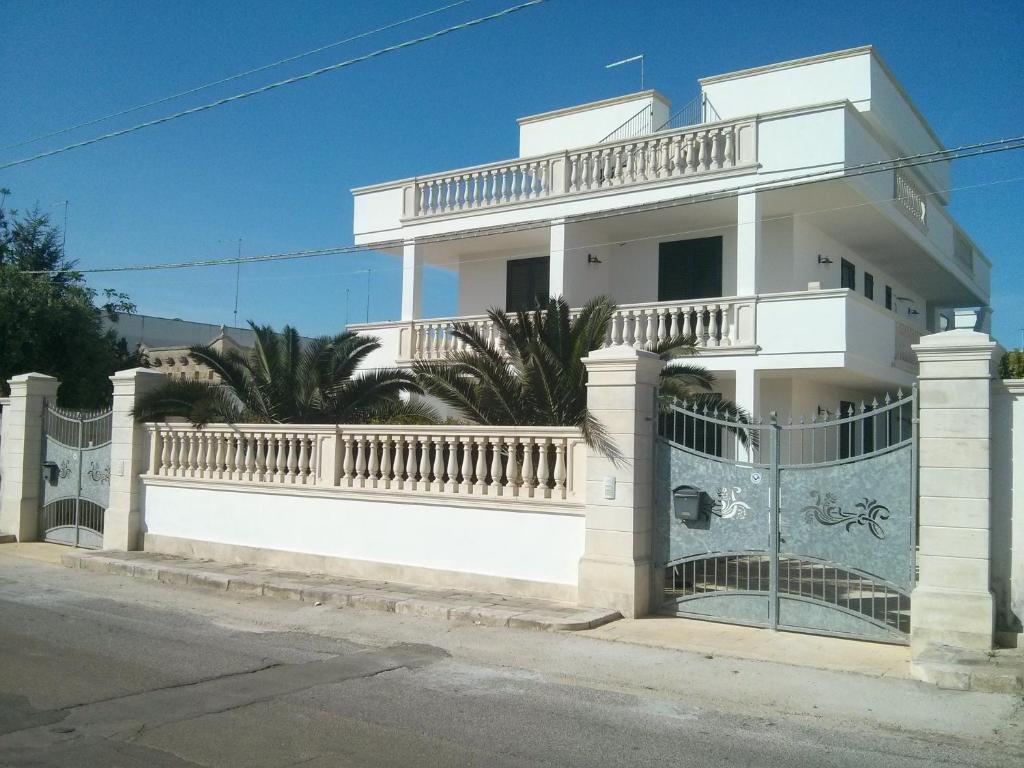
top-left (61, 550), bottom-right (620, 633)
top-left (911, 645), bottom-right (1024, 694)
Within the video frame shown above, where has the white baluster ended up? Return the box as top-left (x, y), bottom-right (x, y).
top-left (521, 438), bottom-right (535, 498)
top-left (276, 434), bottom-right (288, 483)
top-left (160, 429), bottom-right (171, 475)
top-left (554, 440), bottom-right (567, 499)
top-left (711, 129), bottom-right (722, 169)
top-left (287, 436), bottom-right (299, 483)
top-left (445, 436), bottom-right (458, 493)
top-left (380, 436), bottom-right (392, 489)
top-left (645, 310), bottom-right (657, 349)
top-left (460, 437), bottom-right (473, 493)
top-left (393, 436), bottom-right (405, 490)
top-left (657, 309), bottom-right (668, 344)
top-left (723, 127), bottom-right (735, 166)
top-left (354, 437), bottom-right (367, 488)
top-left (681, 308), bottom-right (693, 340)
top-left (431, 436), bottom-right (444, 492)
top-left (718, 304), bottom-right (732, 347)
top-left (265, 435), bottom-right (277, 482)
top-left (367, 436), bottom-right (379, 488)
top-left (490, 437), bottom-right (504, 496)
top-left (474, 436), bottom-right (487, 493)
top-left (418, 438), bottom-right (431, 491)
top-left (406, 437), bottom-right (419, 491)
top-left (253, 433), bottom-right (265, 481)
top-left (537, 437), bottom-right (550, 499)
top-left (508, 438), bottom-right (522, 497)
top-left (695, 307), bottom-right (707, 346)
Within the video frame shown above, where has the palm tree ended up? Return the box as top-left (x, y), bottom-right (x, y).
top-left (413, 296), bottom-right (751, 456)
top-left (133, 322), bottom-right (435, 425)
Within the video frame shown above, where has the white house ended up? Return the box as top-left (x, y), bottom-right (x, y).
top-left (347, 46), bottom-right (989, 420)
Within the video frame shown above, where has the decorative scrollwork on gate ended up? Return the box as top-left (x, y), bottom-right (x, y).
top-left (58, 459), bottom-right (72, 480)
top-left (710, 486), bottom-right (753, 519)
top-left (86, 462), bottom-right (111, 484)
top-left (800, 491), bottom-right (890, 539)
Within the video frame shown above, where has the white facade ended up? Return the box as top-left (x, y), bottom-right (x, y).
top-left (348, 46), bottom-right (991, 420)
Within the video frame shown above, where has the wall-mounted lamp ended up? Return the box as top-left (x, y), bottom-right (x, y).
top-left (817, 254), bottom-right (833, 265)
top-left (896, 296), bottom-right (919, 316)
top-left (587, 253), bottom-right (603, 264)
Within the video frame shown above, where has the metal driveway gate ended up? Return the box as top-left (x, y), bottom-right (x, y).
top-left (39, 403), bottom-right (112, 549)
top-left (655, 390), bottom-right (916, 644)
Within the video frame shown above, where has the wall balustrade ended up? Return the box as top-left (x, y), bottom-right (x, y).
top-left (145, 424), bottom-right (584, 506)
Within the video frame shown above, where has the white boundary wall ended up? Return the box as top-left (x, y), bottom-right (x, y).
top-left (142, 482), bottom-right (584, 599)
top-left (992, 380), bottom-right (1024, 644)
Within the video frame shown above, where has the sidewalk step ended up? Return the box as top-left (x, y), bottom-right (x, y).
top-left (61, 550), bottom-right (620, 632)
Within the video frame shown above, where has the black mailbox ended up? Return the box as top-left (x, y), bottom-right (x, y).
top-left (672, 485), bottom-right (702, 522)
top-left (42, 461), bottom-right (59, 485)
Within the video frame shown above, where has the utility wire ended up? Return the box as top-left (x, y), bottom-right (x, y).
top-left (22, 135), bottom-right (1024, 276)
top-left (0, 0), bottom-right (547, 171)
top-left (117, 174), bottom-right (1024, 292)
top-left (0, 1), bottom-right (474, 154)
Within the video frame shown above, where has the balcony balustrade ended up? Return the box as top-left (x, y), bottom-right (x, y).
top-left (405, 297), bottom-right (757, 362)
top-left (407, 117), bottom-right (757, 219)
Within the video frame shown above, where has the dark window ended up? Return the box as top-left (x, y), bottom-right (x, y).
top-left (658, 237), bottom-right (723, 302)
top-left (885, 285), bottom-right (893, 310)
top-left (505, 256), bottom-right (550, 312)
top-left (864, 272), bottom-right (874, 301)
top-left (840, 259), bottom-right (855, 290)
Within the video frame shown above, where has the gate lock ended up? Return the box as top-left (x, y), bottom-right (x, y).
top-left (672, 485), bottom-right (703, 523)
top-left (42, 461), bottom-right (60, 485)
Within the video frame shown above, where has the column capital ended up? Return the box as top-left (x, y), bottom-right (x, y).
top-left (6, 372), bottom-right (59, 398)
top-left (913, 330), bottom-right (1000, 379)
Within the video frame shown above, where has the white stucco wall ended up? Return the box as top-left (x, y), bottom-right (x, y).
top-left (518, 92), bottom-right (670, 157)
top-left (142, 484), bottom-right (585, 588)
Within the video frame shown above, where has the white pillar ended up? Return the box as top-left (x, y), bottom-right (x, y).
top-left (0, 373), bottom-right (59, 541)
top-left (400, 240), bottom-right (422, 322)
top-left (734, 367), bottom-right (760, 418)
top-left (578, 346), bottom-right (665, 617)
top-left (104, 368), bottom-right (166, 550)
top-left (736, 191), bottom-right (761, 296)
top-left (911, 327), bottom-right (999, 653)
top-left (548, 219), bottom-right (567, 301)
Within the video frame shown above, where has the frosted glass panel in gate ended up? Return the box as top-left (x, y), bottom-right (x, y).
top-left (655, 440), bottom-right (771, 566)
top-left (777, 447), bottom-right (914, 592)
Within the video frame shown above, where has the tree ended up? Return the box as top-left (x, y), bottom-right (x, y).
top-left (0, 204), bottom-right (139, 407)
top-left (413, 296), bottom-right (751, 456)
top-left (132, 322), bottom-right (436, 425)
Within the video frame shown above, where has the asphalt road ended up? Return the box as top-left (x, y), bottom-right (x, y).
top-left (0, 548), bottom-right (1021, 767)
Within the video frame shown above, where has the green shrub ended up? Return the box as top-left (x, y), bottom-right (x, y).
top-left (999, 350), bottom-right (1024, 379)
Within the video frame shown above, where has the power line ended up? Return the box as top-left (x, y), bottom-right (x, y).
top-left (0, 1), bottom-right (474, 154)
top-left (0, 0), bottom-right (547, 171)
top-left (22, 134), bottom-right (1024, 276)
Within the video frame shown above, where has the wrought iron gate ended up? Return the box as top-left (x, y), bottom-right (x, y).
top-left (655, 390), bottom-right (916, 644)
top-left (39, 403), bottom-right (112, 549)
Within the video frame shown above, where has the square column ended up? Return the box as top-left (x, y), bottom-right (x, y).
top-left (736, 191), bottom-right (761, 296)
top-left (0, 373), bottom-right (59, 541)
top-left (579, 346), bottom-right (664, 616)
top-left (104, 368), bottom-right (166, 550)
top-left (549, 219), bottom-right (567, 300)
top-left (912, 327), bottom-right (999, 652)
top-left (400, 240), bottom-right (422, 322)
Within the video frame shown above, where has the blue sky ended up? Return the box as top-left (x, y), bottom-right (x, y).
top-left (2, 0), bottom-right (1022, 345)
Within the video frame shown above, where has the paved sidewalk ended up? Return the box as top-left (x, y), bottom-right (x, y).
top-left (61, 549), bottom-right (620, 631)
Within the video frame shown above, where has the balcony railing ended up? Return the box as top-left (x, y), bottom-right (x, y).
top-left (407, 116), bottom-right (757, 219)
top-left (402, 297), bottom-right (757, 362)
top-left (894, 168), bottom-right (927, 229)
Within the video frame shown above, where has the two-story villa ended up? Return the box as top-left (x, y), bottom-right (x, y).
top-left (348, 46), bottom-right (990, 420)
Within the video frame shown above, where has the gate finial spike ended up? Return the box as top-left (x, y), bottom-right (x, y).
top-left (859, 400), bottom-right (866, 413)
top-left (883, 392), bottom-right (891, 405)
top-left (871, 396), bottom-right (879, 409)
top-left (896, 387), bottom-right (904, 400)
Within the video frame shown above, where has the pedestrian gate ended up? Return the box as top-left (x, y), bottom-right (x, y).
top-left (655, 391), bottom-right (916, 644)
top-left (39, 403), bottom-right (112, 549)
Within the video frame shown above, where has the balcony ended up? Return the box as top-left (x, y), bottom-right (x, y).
top-left (350, 289), bottom-right (924, 380)
top-left (353, 116), bottom-right (758, 229)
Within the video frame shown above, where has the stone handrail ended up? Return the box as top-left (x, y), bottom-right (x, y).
top-left (408, 117), bottom-right (757, 218)
top-left (145, 423), bottom-right (585, 505)
top-left (406, 296), bottom-right (757, 361)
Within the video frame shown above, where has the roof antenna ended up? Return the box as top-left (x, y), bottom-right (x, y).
top-left (606, 54), bottom-right (645, 89)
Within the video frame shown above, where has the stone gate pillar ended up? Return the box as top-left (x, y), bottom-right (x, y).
top-left (104, 368), bottom-right (166, 550)
top-left (0, 373), bottom-right (59, 541)
top-left (579, 346), bottom-right (664, 617)
top-left (912, 323), bottom-right (1000, 653)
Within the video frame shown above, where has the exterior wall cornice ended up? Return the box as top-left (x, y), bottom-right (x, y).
top-left (699, 45), bottom-right (874, 86)
top-left (516, 90), bottom-right (670, 125)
